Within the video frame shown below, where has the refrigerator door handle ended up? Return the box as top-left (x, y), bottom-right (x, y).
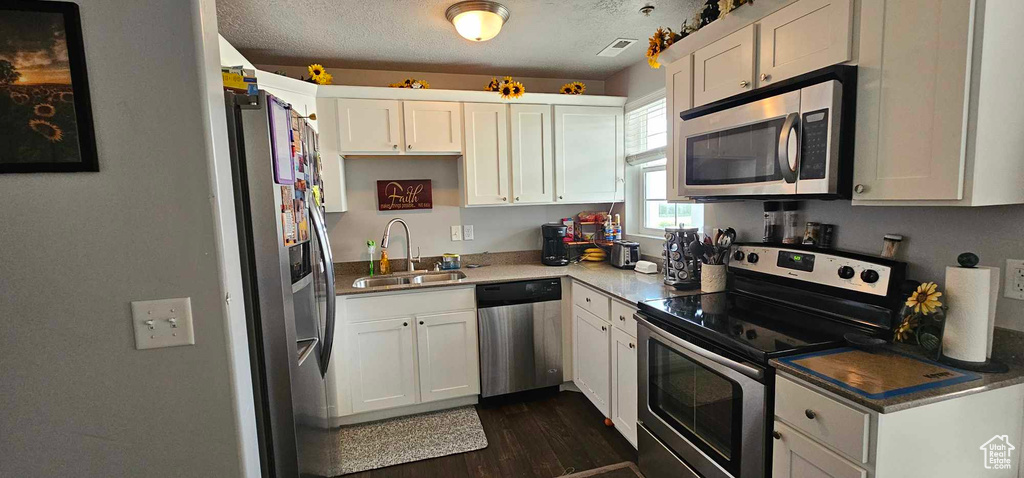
top-left (310, 206), bottom-right (336, 377)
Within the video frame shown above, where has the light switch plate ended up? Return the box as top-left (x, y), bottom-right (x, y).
top-left (451, 225), bottom-right (462, 241)
top-left (1006, 260), bottom-right (1024, 300)
top-left (464, 225), bottom-right (474, 241)
top-left (132, 297), bottom-right (195, 350)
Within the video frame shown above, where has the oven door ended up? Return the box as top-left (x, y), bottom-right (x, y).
top-left (637, 315), bottom-right (765, 478)
top-left (679, 90), bottom-right (801, 198)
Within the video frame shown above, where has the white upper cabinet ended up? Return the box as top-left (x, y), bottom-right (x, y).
top-left (402, 101), bottom-right (463, 154)
top-left (853, 0), bottom-right (973, 202)
top-left (693, 24), bottom-right (756, 106)
top-left (415, 310), bottom-right (480, 403)
top-left (665, 55), bottom-right (692, 202)
top-left (554, 105), bottom-right (624, 203)
top-left (335, 99), bottom-right (404, 153)
top-left (462, 103), bottom-right (510, 205)
top-left (509, 104), bottom-right (555, 204)
top-left (757, 0), bottom-right (852, 85)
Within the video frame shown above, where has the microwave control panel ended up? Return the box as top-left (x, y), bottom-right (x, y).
top-left (729, 245), bottom-right (892, 297)
top-left (799, 109), bottom-right (829, 180)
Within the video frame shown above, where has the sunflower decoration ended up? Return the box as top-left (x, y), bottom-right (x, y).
top-left (485, 77), bottom-right (501, 91)
top-left (499, 80), bottom-right (525, 99)
top-left (306, 64), bottom-right (333, 85)
top-left (907, 282), bottom-right (943, 315)
top-left (560, 81), bottom-right (586, 95)
top-left (389, 78), bottom-right (430, 89)
top-left (28, 119), bottom-right (63, 143)
top-left (646, 27), bottom-right (681, 69)
top-left (894, 315), bottom-right (921, 343)
top-left (33, 103), bottom-right (56, 118)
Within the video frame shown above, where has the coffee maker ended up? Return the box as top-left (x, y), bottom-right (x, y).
top-left (541, 224), bottom-right (569, 266)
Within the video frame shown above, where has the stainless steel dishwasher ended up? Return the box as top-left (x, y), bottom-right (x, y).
top-left (477, 279), bottom-right (562, 397)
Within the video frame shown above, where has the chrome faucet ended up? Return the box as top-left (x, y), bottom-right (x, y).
top-left (381, 218), bottom-right (420, 272)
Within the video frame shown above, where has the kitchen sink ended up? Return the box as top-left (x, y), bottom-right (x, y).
top-left (352, 271), bottom-right (467, 288)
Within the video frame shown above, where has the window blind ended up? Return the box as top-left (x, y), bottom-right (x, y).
top-left (624, 97), bottom-right (667, 166)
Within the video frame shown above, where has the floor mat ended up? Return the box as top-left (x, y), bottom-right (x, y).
top-left (328, 406), bottom-right (488, 476)
top-left (559, 462), bottom-right (644, 478)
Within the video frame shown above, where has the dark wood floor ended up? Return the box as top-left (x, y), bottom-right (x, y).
top-left (347, 389), bottom-right (638, 478)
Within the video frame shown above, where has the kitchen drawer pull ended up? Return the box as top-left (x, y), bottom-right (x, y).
top-left (773, 431), bottom-right (782, 440)
top-left (760, 73), bottom-right (770, 82)
top-left (740, 80), bottom-right (749, 88)
top-left (805, 409), bottom-right (817, 420)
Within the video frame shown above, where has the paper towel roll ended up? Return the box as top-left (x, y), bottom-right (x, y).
top-left (942, 266), bottom-right (1000, 363)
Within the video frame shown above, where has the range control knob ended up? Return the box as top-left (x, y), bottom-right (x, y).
top-left (747, 253), bottom-right (759, 264)
top-left (861, 269), bottom-right (880, 284)
top-left (838, 266), bottom-right (856, 280)
top-left (733, 251), bottom-right (745, 261)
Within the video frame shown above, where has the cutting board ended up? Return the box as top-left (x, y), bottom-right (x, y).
top-left (778, 348), bottom-right (981, 400)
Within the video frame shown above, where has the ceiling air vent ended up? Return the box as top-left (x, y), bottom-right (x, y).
top-left (597, 38), bottom-right (638, 57)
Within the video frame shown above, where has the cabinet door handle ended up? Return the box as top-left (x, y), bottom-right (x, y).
top-left (515, 197), bottom-right (519, 201)
top-left (805, 409), bottom-right (817, 420)
top-left (419, 320), bottom-right (424, 325)
top-left (760, 73), bottom-right (770, 82)
top-left (601, 326), bottom-right (607, 331)
top-left (502, 197), bottom-right (507, 202)
top-left (854, 184), bottom-right (866, 194)
top-left (558, 195), bottom-right (563, 200)
top-left (773, 431), bottom-right (782, 440)
top-left (628, 342), bottom-right (635, 349)
top-left (407, 144), bottom-right (413, 150)
top-left (619, 315), bottom-right (625, 321)
top-left (403, 322), bottom-right (408, 327)
top-left (392, 144), bottom-right (398, 150)
top-left (740, 80), bottom-right (750, 88)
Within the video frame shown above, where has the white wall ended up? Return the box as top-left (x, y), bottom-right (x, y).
top-left (0, 1), bottom-right (250, 477)
top-left (258, 64), bottom-right (606, 95)
top-left (326, 157), bottom-right (610, 263)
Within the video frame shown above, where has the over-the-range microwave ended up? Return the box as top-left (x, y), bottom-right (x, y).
top-left (677, 65), bottom-right (856, 200)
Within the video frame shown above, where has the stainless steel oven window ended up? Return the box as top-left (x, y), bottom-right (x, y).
top-left (685, 117), bottom-right (787, 186)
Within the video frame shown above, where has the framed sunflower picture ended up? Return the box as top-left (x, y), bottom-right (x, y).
top-left (0, 1), bottom-right (98, 173)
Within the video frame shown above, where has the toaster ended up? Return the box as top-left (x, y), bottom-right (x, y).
top-left (610, 241), bottom-right (640, 269)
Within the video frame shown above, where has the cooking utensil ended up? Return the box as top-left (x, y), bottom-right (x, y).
top-left (689, 239), bottom-right (706, 264)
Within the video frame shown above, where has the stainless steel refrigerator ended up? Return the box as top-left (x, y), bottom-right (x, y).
top-left (225, 91), bottom-right (336, 478)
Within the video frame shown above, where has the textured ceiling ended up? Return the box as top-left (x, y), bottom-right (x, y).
top-left (217, 0), bottom-right (701, 80)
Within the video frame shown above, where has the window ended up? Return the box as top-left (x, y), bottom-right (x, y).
top-left (626, 95), bottom-right (703, 237)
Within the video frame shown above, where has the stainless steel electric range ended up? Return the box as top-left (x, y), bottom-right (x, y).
top-left (635, 244), bottom-right (907, 478)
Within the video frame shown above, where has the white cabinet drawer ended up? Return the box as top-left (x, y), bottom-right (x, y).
top-left (572, 281), bottom-right (610, 321)
top-left (611, 300), bottom-right (637, 337)
top-left (776, 375), bottom-right (870, 463)
top-left (345, 287), bottom-right (475, 323)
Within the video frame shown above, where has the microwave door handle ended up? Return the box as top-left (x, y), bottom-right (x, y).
top-left (777, 112), bottom-right (800, 184)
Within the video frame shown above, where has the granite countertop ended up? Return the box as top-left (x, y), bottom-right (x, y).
top-left (771, 330), bottom-right (1024, 414)
top-left (334, 258), bottom-right (695, 306)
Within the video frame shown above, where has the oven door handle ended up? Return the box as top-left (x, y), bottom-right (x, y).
top-left (777, 112), bottom-right (800, 184)
top-left (636, 315), bottom-right (764, 380)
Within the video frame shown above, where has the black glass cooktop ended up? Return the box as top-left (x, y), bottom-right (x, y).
top-left (638, 292), bottom-right (859, 364)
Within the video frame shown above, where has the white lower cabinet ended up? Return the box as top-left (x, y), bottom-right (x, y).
top-left (416, 310), bottom-right (480, 402)
top-left (611, 327), bottom-right (638, 448)
top-left (348, 317), bottom-right (418, 413)
top-left (772, 421), bottom-right (867, 478)
top-left (573, 305), bottom-right (611, 416)
top-left (330, 287), bottom-right (479, 420)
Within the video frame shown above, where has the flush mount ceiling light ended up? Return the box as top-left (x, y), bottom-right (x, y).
top-left (445, 1), bottom-right (510, 42)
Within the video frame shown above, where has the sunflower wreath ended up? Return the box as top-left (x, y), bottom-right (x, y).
top-left (388, 78), bottom-right (430, 89)
top-left (560, 81), bottom-right (586, 95)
